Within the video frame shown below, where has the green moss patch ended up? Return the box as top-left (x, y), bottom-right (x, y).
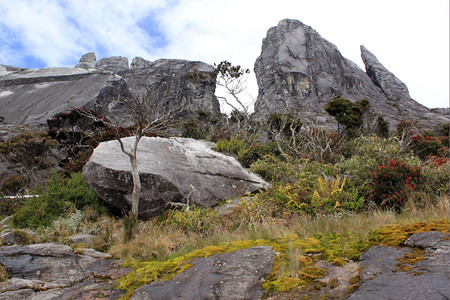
top-left (117, 219), bottom-right (449, 298)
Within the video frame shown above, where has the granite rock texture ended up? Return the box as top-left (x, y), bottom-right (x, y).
top-left (0, 54), bottom-right (219, 125)
top-left (254, 19), bottom-right (449, 130)
top-left (130, 246), bottom-right (276, 300)
top-left (83, 137), bottom-right (270, 219)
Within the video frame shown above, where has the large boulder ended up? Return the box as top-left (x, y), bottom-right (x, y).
top-left (254, 19), bottom-right (449, 130)
top-left (83, 137), bottom-right (270, 219)
top-left (0, 53), bottom-right (220, 125)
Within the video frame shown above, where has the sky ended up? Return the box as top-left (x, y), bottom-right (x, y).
top-left (0, 0), bottom-right (448, 109)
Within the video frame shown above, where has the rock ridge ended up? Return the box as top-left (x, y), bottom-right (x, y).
top-left (0, 53), bottom-right (220, 125)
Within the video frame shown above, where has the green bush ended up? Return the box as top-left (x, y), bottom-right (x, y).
top-left (216, 138), bottom-right (247, 154)
top-left (215, 138), bottom-right (274, 168)
top-left (182, 120), bottom-right (210, 140)
top-left (336, 135), bottom-right (420, 198)
top-left (420, 160), bottom-right (449, 196)
top-left (12, 171), bottom-right (102, 229)
top-left (1, 173), bottom-right (28, 195)
top-left (410, 135), bottom-right (446, 159)
top-left (370, 160), bottom-right (421, 210)
top-left (0, 131), bottom-right (57, 171)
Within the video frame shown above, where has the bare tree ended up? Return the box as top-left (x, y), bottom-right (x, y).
top-left (79, 88), bottom-right (182, 226)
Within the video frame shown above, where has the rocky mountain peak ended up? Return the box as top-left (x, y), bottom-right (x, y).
top-left (360, 45), bottom-right (411, 101)
top-left (254, 19), bottom-right (448, 130)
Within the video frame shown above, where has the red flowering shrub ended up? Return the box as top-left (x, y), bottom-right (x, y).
top-left (370, 160), bottom-right (421, 210)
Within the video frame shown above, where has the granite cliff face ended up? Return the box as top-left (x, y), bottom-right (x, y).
top-left (0, 54), bottom-right (219, 125)
top-left (254, 19), bottom-right (448, 129)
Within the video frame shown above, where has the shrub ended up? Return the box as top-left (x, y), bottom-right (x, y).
top-left (215, 138), bottom-right (274, 168)
top-left (410, 135), bottom-right (446, 159)
top-left (182, 120), bottom-right (210, 139)
top-left (0, 131), bottom-right (57, 173)
top-left (420, 159), bottom-right (449, 196)
top-left (12, 171), bottom-right (102, 229)
top-left (374, 116), bottom-right (389, 138)
top-left (164, 207), bottom-right (222, 234)
top-left (370, 160), bottom-right (421, 210)
top-left (1, 173), bottom-right (28, 195)
top-left (269, 175), bottom-right (364, 215)
top-left (336, 135), bottom-right (420, 198)
top-left (324, 96), bottom-right (369, 138)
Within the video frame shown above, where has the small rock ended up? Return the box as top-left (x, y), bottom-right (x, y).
top-left (69, 233), bottom-right (96, 247)
top-left (78, 248), bottom-right (111, 259)
top-left (1, 229), bottom-right (36, 245)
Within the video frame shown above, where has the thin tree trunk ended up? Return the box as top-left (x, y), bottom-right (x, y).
top-left (129, 155), bottom-right (141, 216)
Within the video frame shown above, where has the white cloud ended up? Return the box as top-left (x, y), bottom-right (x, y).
top-left (0, 0), bottom-right (448, 108)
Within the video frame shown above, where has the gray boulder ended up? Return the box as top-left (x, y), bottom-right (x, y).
top-left (254, 19), bottom-right (449, 130)
top-left (0, 243), bottom-right (131, 299)
top-left (75, 52), bottom-right (97, 69)
top-left (131, 245), bottom-right (276, 300)
top-left (83, 137), bottom-right (270, 219)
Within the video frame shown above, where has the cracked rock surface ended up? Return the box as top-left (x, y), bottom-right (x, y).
top-left (0, 243), bottom-right (132, 300)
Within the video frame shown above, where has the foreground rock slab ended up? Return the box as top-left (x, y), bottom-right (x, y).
top-left (84, 137), bottom-right (270, 219)
top-left (131, 246), bottom-right (276, 300)
top-left (0, 243), bottom-right (131, 299)
top-left (348, 231), bottom-right (450, 300)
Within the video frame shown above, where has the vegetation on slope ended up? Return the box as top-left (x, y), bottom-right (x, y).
top-left (0, 96), bottom-right (448, 297)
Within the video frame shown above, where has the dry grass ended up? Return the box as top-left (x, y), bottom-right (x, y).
top-left (108, 195), bottom-right (449, 263)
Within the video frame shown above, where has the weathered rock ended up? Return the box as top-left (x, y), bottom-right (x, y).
top-left (0, 243), bottom-right (130, 299)
top-left (119, 58), bottom-right (220, 117)
top-left (75, 52), bottom-right (97, 69)
top-left (0, 229), bottom-right (36, 245)
top-left (83, 137), bottom-right (270, 219)
top-left (254, 19), bottom-right (449, 130)
top-left (130, 56), bottom-right (153, 69)
top-left (0, 54), bottom-right (219, 125)
top-left (94, 56), bottom-right (129, 73)
top-left (131, 245), bottom-right (276, 300)
top-left (69, 233), bottom-right (96, 246)
top-left (360, 45), bottom-right (410, 102)
top-left (348, 232), bottom-right (450, 299)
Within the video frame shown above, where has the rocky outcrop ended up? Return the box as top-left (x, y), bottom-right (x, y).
top-left (95, 56), bottom-right (129, 73)
top-left (83, 137), bottom-right (270, 219)
top-left (0, 243), bottom-right (131, 299)
top-left (130, 246), bottom-right (276, 300)
top-left (254, 19), bottom-right (449, 130)
top-left (75, 52), bottom-right (97, 69)
top-left (360, 45), bottom-right (411, 102)
top-left (348, 231), bottom-right (450, 299)
top-left (0, 53), bottom-right (219, 125)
